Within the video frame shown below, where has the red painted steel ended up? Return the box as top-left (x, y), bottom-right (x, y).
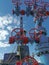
top-left (9, 36), bottom-right (15, 44)
top-left (12, 0), bottom-right (22, 6)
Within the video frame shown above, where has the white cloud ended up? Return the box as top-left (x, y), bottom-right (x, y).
top-left (0, 14), bottom-right (20, 47)
top-left (0, 14), bottom-right (20, 29)
top-left (7, 26), bottom-right (13, 31)
top-left (0, 30), bottom-right (9, 40)
top-left (0, 42), bottom-right (10, 48)
top-left (0, 15), bottom-right (13, 27)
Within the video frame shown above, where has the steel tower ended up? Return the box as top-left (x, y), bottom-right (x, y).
top-left (3, 0), bottom-right (49, 65)
top-left (9, 0), bottom-right (39, 65)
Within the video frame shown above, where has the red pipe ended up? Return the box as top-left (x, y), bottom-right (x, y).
top-left (46, 11), bottom-right (49, 16)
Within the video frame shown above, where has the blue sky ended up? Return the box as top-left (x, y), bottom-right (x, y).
top-left (0, 0), bottom-right (49, 63)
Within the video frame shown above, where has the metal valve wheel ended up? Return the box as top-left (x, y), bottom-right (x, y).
top-left (24, 0), bottom-right (40, 6)
top-left (29, 28), bottom-right (38, 39)
top-left (12, 0), bottom-right (22, 6)
top-left (24, 0), bottom-right (34, 6)
top-left (11, 28), bottom-right (23, 37)
top-left (9, 28), bottom-right (23, 44)
top-left (29, 28), bottom-right (43, 43)
top-left (40, 1), bottom-right (49, 8)
top-left (11, 28), bottom-right (29, 44)
top-left (22, 56), bottom-right (39, 65)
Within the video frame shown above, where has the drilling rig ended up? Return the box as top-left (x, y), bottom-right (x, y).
top-left (2, 0), bottom-right (49, 65)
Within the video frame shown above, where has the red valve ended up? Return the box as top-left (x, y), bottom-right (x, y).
top-left (20, 36), bottom-right (29, 44)
top-left (10, 28), bottom-right (29, 44)
top-left (40, 1), bottom-right (49, 8)
top-left (22, 56), bottom-right (39, 65)
top-left (12, 0), bottom-right (22, 6)
top-left (24, 0), bottom-right (40, 6)
top-left (20, 10), bottom-right (25, 15)
top-left (16, 56), bottom-right (39, 65)
top-left (29, 28), bottom-right (37, 39)
top-left (9, 28), bottom-right (23, 44)
top-left (37, 7), bottom-right (48, 19)
top-left (46, 11), bottom-right (49, 16)
top-left (24, 0), bottom-right (33, 6)
top-left (9, 36), bottom-right (15, 44)
top-left (29, 28), bottom-right (43, 43)
top-left (11, 28), bottom-right (23, 36)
